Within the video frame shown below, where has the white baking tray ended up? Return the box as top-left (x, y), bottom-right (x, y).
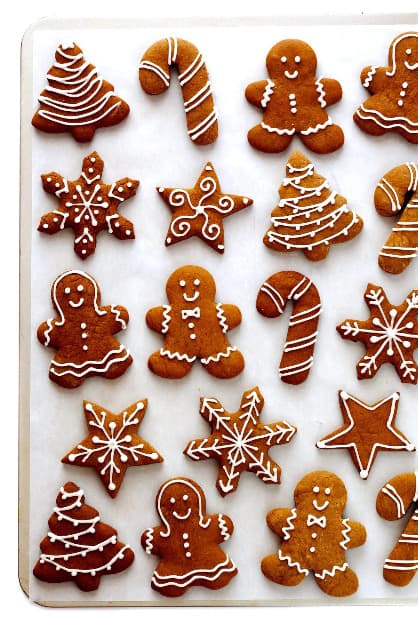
top-left (20, 14), bottom-right (418, 606)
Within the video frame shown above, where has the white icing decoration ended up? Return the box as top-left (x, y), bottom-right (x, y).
top-left (151, 557), bottom-right (236, 589)
top-left (158, 479), bottom-right (210, 537)
top-left (277, 549), bottom-right (309, 576)
top-left (201, 345), bottom-right (237, 365)
top-left (261, 79), bottom-right (275, 108)
top-left (315, 77), bottom-right (327, 107)
top-left (50, 345), bottom-right (131, 379)
top-left (363, 65), bottom-right (377, 88)
top-left (314, 562), bottom-right (348, 580)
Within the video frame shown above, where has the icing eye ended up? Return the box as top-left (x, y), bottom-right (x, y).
top-left (406, 48), bottom-right (412, 55)
top-left (77, 285), bottom-right (84, 292)
top-left (170, 497), bottom-right (176, 504)
top-left (325, 487), bottom-right (331, 495)
top-left (182, 494), bottom-right (189, 501)
top-left (281, 56), bottom-right (287, 63)
top-left (193, 279), bottom-right (200, 286)
top-left (64, 287), bottom-right (71, 294)
top-left (294, 55), bottom-right (301, 63)
top-left (313, 486), bottom-right (320, 493)
top-left (179, 280), bottom-right (186, 287)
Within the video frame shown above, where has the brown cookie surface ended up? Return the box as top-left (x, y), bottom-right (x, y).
top-left (32, 43), bottom-right (129, 142)
top-left (141, 477), bottom-right (237, 597)
top-left (33, 482), bottom-right (135, 591)
top-left (37, 270), bottom-right (132, 388)
top-left (157, 162), bottom-right (252, 253)
top-left (62, 400), bottom-right (163, 497)
top-left (184, 386), bottom-right (296, 496)
top-left (245, 40), bottom-right (344, 154)
top-left (354, 32), bottom-right (418, 143)
top-left (38, 151), bottom-right (138, 259)
top-left (261, 471), bottom-right (366, 597)
top-left (317, 391), bottom-right (415, 479)
top-left (146, 265), bottom-right (244, 379)
top-left (263, 151), bottom-right (363, 261)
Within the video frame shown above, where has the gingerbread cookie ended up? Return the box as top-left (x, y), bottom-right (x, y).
top-left (337, 283), bottom-right (418, 384)
top-left (33, 482), bottom-right (134, 591)
top-left (146, 265), bottom-right (244, 379)
top-left (317, 391), bottom-right (415, 479)
top-left (62, 400), bottom-right (163, 497)
top-left (157, 162), bottom-right (252, 253)
top-left (38, 151), bottom-right (139, 259)
top-left (139, 37), bottom-right (218, 145)
top-left (376, 472), bottom-right (418, 586)
top-left (141, 477), bottom-right (237, 597)
top-left (263, 151), bottom-right (363, 260)
top-left (256, 271), bottom-right (321, 384)
top-left (245, 40), bottom-right (344, 153)
top-left (32, 42), bottom-right (129, 142)
top-left (184, 387), bottom-right (297, 496)
top-left (37, 270), bottom-right (132, 388)
top-left (261, 471), bottom-right (366, 597)
top-left (374, 162), bottom-right (418, 274)
top-left (354, 32), bottom-right (418, 143)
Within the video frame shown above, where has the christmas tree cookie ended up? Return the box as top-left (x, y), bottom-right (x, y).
top-left (33, 482), bottom-right (135, 591)
top-left (32, 42), bottom-right (130, 142)
top-left (263, 151), bottom-right (363, 261)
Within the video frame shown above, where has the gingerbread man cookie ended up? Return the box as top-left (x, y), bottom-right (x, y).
top-left (37, 270), bottom-right (132, 388)
top-left (32, 42), bottom-right (130, 142)
top-left (141, 477), bottom-right (237, 597)
top-left (354, 32), bottom-right (418, 143)
top-left (145, 265), bottom-right (244, 379)
top-left (376, 472), bottom-right (418, 586)
top-left (245, 40), bottom-right (344, 154)
top-left (38, 151), bottom-right (139, 259)
top-left (261, 471), bottom-right (366, 597)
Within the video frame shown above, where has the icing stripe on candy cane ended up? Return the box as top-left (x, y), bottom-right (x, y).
top-left (139, 37), bottom-right (218, 145)
top-left (256, 271), bottom-right (321, 384)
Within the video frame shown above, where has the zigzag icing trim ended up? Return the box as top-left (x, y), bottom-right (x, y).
top-left (110, 304), bottom-right (127, 329)
top-left (340, 518), bottom-right (351, 550)
top-left (315, 77), bottom-right (326, 108)
top-left (282, 508), bottom-right (297, 540)
top-left (161, 305), bottom-right (171, 334)
top-left (160, 348), bottom-right (196, 363)
top-left (144, 528), bottom-right (153, 554)
top-left (216, 303), bottom-right (229, 333)
top-left (315, 562), bottom-right (348, 580)
top-left (261, 79), bottom-right (275, 108)
top-left (218, 513), bottom-right (230, 540)
top-left (277, 549), bottom-right (309, 576)
top-left (363, 65), bottom-right (377, 88)
top-left (201, 345), bottom-right (236, 365)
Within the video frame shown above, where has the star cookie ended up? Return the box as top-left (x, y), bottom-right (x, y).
top-left (317, 391), bottom-right (415, 479)
top-left (184, 386), bottom-right (297, 496)
top-left (157, 162), bottom-right (252, 253)
top-left (38, 151), bottom-right (139, 259)
top-left (62, 400), bottom-right (163, 497)
top-left (337, 283), bottom-right (418, 383)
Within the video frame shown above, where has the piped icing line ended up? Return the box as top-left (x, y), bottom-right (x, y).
top-left (216, 303), bottom-right (229, 333)
top-left (110, 305), bottom-right (127, 330)
top-left (151, 557), bottom-right (236, 588)
top-left (315, 77), bottom-right (327, 107)
top-left (50, 346), bottom-right (131, 378)
top-left (201, 345), bottom-right (237, 365)
top-left (138, 61), bottom-right (170, 86)
top-left (259, 282), bottom-right (285, 313)
top-left (363, 65), bottom-right (378, 88)
top-left (267, 213), bottom-right (360, 249)
top-left (161, 305), bottom-right (171, 334)
top-left (382, 483), bottom-right (406, 518)
top-left (300, 117), bottom-right (333, 135)
top-left (386, 32), bottom-right (418, 77)
top-left (314, 562), bottom-right (348, 580)
top-left (340, 518), bottom-right (352, 550)
top-left (356, 104), bottom-right (418, 133)
top-left (160, 348), bottom-right (196, 363)
top-left (261, 79), bottom-right (275, 108)
top-left (43, 318), bottom-right (55, 346)
top-left (144, 528), bottom-right (154, 554)
top-left (277, 549), bottom-right (309, 576)
top-left (40, 545), bottom-right (130, 575)
top-left (158, 479), bottom-right (211, 537)
top-left (282, 508), bottom-right (297, 540)
top-left (218, 514), bottom-right (230, 540)
top-left (261, 121), bottom-right (295, 136)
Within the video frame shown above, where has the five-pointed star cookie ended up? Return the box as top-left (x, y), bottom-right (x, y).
top-left (183, 386), bottom-right (297, 496)
top-left (337, 283), bottom-right (418, 383)
top-left (317, 390), bottom-right (415, 479)
top-left (157, 162), bottom-right (253, 253)
top-left (62, 400), bottom-right (163, 497)
top-left (38, 151), bottom-right (139, 259)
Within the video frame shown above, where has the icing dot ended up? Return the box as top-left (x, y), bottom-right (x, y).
top-left (138, 402), bottom-right (145, 410)
top-left (400, 90), bottom-right (406, 97)
top-left (398, 99), bottom-right (404, 106)
top-left (243, 198), bottom-right (250, 204)
top-left (65, 202), bottom-right (72, 207)
top-left (403, 81), bottom-right (409, 88)
top-left (90, 157), bottom-right (96, 162)
top-left (311, 532), bottom-right (317, 539)
top-left (74, 208), bottom-right (80, 213)
top-left (190, 334), bottom-right (196, 340)
top-left (158, 187), bottom-right (165, 192)
top-left (290, 107), bottom-right (297, 114)
top-left (288, 93), bottom-right (296, 100)
top-left (88, 167), bottom-right (94, 173)
top-left (118, 186), bottom-right (124, 192)
top-left (150, 452), bottom-right (159, 459)
top-left (183, 533), bottom-right (189, 539)
top-left (184, 542), bottom-right (190, 548)
top-left (127, 182), bottom-right (132, 187)
top-left (403, 340), bottom-right (411, 348)
top-left (205, 165), bottom-right (212, 171)
top-left (46, 177), bottom-right (51, 182)
top-left (53, 217), bottom-right (58, 223)
top-left (170, 497), bottom-right (176, 504)
top-left (185, 552), bottom-right (191, 558)
top-left (183, 494), bottom-right (189, 501)
top-left (94, 209), bottom-right (99, 215)
top-left (43, 223), bottom-right (49, 229)
top-left (77, 285), bottom-right (84, 292)
top-left (309, 546), bottom-right (315, 553)
top-left (109, 483), bottom-right (116, 491)
top-left (55, 182), bottom-right (60, 188)
top-left (85, 215), bottom-right (90, 220)
top-left (126, 230), bottom-right (131, 236)
top-left (81, 250), bottom-right (87, 255)
top-left (218, 244), bottom-right (225, 250)
top-left (360, 469), bottom-right (368, 479)
top-left (281, 56), bottom-right (287, 62)
top-left (406, 48), bottom-right (412, 55)
top-left (85, 190), bottom-right (90, 196)
top-left (194, 279), bottom-right (200, 286)
top-left (179, 280), bottom-right (186, 287)
top-left (64, 287), bottom-right (71, 294)
top-left (115, 222), bottom-right (120, 228)
top-left (294, 55), bottom-right (301, 63)
top-left (82, 332), bottom-right (88, 339)
top-left (313, 486), bottom-right (320, 493)
top-left (324, 487), bottom-right (331, 495)
top-left (166, 237), bottom-right (172, 244)
top-left (73, 194), bottom-right (77, 200)
top-left (102, 202), bottom-right (109, 208)
top-left (188, 322), bottom-right (195, 329)
top-left (81, 322), bottom-right (86, 329)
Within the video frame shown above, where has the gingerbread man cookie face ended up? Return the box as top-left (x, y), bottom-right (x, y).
top-left (141, 477), bottom-right (237, 597)
top-left (245, 39), bottom-right (344, 154)
top-left (354, 32), bottom-right (418, 143)
top-left (37, 270), bottom-right (132, 389)
top-left (146, 266), bottom-right (244, 379)
top-left (261, 471), bottom-right (366, 597)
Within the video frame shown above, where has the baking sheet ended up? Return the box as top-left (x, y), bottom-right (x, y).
top-left (20, 15), bottom-right (418, 606)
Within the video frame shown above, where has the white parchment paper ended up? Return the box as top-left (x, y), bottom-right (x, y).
top-left (23, 16), bottom-right (418, 605)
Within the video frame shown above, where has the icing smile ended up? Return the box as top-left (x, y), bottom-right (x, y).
top-left (183, 291), bottom-right (200, 303)
top-left (404, 60), bottom-right (418, 70)
top-left (173, 508), bottom-right (192, 520)
top-left (69, 297), bottom-right (84, 308)
top-left (284, 70), bottom-right (298, 80)
top-left (313, 499), bottom-right (329, 511)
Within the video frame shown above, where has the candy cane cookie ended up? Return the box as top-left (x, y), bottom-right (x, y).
top-left (139, 37), bottom-right (218, 145)
top-left (376, 472), bottom-right (418, 586)
top-left (375, 162), bottom-right (418, 274)
top-left (256, 271), bottom-right (321, 384)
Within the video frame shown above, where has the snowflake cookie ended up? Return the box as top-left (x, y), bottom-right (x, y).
top-left (337, 283), bottom-right (418, 384)
top-left (33, 482), bottom-right (135, 591)
top-left (38, 151), bottom-right (139, 259)
top-left (62, 400), bottom-right (163, 497)
top-left (141, 477), bottom-right (237, 597)
top-left (184, 386), bottom-right (297, 496)
top-left (317, 391), bottom-right (415, 479)
top-left (157, 162), bottom-right (252, 253)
